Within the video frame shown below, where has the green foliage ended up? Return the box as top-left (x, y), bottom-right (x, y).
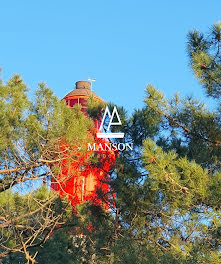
top-left (188, 22), bottom-right (221, 98)
top-left (0, 74), bottom-right (30, 153)
top-left (1, 23), bottom-right (221, 263)
top-left (86, 95), bottom-right (105, 121)
top-left (0, 74), bottom-right (93, 262)
top-left (0, 75), bottom-right (92, 163)
top-left (110, 22), bottom-right (221, 263)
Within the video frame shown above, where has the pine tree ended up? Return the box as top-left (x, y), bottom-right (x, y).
top-left (110, 22), bottom-right (221, 263)
top-left (1, 22), bottom-right (221, 264)
top-left (0, 74), bottom-right (92, 263)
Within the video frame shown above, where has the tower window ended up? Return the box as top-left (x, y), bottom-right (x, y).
top-left (79, 98), bottom-right (87, 107)
top-left (70, 99), bottom-right (78, 107)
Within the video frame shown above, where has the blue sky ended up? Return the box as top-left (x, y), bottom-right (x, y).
top-left (0, 1), bottom-right (220, 113)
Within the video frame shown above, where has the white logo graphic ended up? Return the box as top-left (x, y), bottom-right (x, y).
top-left (96, 106), bottom-right (124, 138)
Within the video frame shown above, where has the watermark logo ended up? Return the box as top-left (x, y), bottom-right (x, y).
top-left (96, 106), bottom-right (125, 139)
top-left (88, 106), bottom-right (133, 152)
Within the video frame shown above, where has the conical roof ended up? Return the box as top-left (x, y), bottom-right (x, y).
top-left (63, 81), bottom-right (101, 100)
